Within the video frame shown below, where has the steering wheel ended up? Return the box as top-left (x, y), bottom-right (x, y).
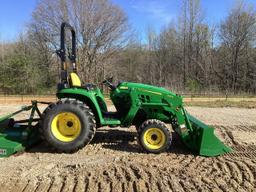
top-left (102, 77), bottom-right (116, 90)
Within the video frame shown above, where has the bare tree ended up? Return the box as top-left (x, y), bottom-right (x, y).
top-left (29, 0), bottom-right (129, 83)
top-left (178, 0), bottom-right (205, 89)
top-left (145, 27), bottom-right (158, 85)
top-left (1, 0), bottom-right (256, 95)
top-left (218, 1), bottom-right (256, 93)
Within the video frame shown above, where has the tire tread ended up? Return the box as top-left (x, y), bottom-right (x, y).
top-left (39, 98), bottom-right (96, 153)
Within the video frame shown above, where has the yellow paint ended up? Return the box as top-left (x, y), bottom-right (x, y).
top-left (119, 86), bottom-right (128, 90)
top-left (64, 62), bottom-right (67, 70)
top-left (51, 112), bottom-right (81, 142)
top-left (70, 73), bottom-right (82, 87)
top-left (138, 89), bottom-right (162, 95)
top-left (143, 128), bottom-right (166, 149)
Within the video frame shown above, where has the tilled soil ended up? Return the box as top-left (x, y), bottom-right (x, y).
top-left (0, 105), bottom-right (255, 192)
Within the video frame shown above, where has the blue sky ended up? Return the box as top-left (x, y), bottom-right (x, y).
top-left (0, 0), bottom-right (255, 41)
top-left (0, 0), bottom-right (37, 41)
top-left (113, 0), bottom-right (256, 39)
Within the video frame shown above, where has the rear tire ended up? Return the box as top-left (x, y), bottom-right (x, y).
top-left (39, 99), bottom-right (96, 153)
top-left (138, 119), bottom-right (171, 153)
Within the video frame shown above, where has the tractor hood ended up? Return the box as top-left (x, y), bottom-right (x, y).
top-left (118, 82), bottom-right (178, 97)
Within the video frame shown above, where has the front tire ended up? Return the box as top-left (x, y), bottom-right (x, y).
top-left (39, 99), bottom-right (96, 153)
top-left (138, 119), bottom-right (171, 153)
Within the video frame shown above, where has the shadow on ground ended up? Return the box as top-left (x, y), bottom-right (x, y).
top-left (27, 129), bottom-right (192, 155)
top-left (91, 129), bottom-right (192, 155)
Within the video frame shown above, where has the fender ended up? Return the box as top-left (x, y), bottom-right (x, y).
top-left (56, 88), bottom-right (105, 125)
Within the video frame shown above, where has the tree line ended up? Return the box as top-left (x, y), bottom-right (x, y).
top-left (0, 0), bottom-right (255, 95)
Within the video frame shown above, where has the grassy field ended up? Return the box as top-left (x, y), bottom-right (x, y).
top-left (0, 95), bottom-right (255, 108)
top-left (184, 100), bottom-right (256, 108)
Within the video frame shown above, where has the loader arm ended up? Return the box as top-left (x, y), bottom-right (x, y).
top-left (121, 88), bottom-right (140, 126)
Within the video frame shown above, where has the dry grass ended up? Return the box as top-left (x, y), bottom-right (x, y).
top-left (0, 95), bottom-right (255, 108)
top-left (0, 95), bottom-right (56, 104)
top-left (185, 99), bottom-right (256, 108)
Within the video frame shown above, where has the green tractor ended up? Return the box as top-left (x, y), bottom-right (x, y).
top-left (0, 23), bottom-right (231, 157)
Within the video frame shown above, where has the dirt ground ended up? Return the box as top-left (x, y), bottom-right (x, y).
top-left (0, 104), bottom-right (255, 192)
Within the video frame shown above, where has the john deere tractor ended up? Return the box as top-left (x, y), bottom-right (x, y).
top-left (0, 23), bottom-right (231, 157)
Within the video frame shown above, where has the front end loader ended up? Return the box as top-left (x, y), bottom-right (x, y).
top-left (0, 22), bottom-right (231, 157)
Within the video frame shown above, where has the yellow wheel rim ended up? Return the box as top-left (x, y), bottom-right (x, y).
top-left (143, 128), bottom-right (166, 150)
top-left (51, 112), bottom-right (81, 142)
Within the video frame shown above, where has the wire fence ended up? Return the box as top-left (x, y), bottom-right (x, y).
top-left (0, 95), bottom-right (57, 104)
top-left (181, 93), bottom-right (256, 102)
top-left (0, 93), bottom-right (255, 104)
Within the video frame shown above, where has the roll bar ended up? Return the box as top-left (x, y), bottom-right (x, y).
top-left (56, 22), bottom-right (77, 84)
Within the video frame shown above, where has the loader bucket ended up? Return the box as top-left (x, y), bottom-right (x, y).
top-left (181, 112), bottom-right (232, 157)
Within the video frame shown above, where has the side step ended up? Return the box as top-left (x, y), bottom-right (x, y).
top-left (102, 112), bottom-right (121, 126)
top-left (102, 118), bottom-right (121, 126)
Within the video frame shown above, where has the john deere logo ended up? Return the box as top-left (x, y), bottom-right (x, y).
top-left (0, 149), bottom-right (6, 155)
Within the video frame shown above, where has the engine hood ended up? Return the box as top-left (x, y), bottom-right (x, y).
top-left (118, 82), bottom-right (177, 97)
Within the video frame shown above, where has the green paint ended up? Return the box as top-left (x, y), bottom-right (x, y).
top-left (57, 81), bottom-right (231, 156)
top-left (0, 81), bottom-right (231, 157)
top-left (57, 87), bottom-right (107, 125)
top-left (0, 101), bottom-right (41, 157)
